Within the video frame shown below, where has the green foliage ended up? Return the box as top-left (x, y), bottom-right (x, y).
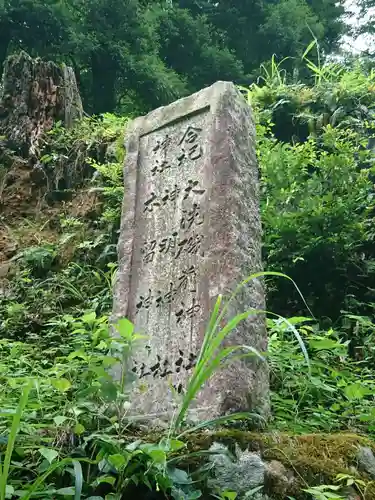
top-left (173, 270), bottom-right (309, 436)
top-left (260, 124), bottom-right (374, 319)
top-left (88, 157), bottom-right (124, 227)
top-left (0, 382), bottom-right (31, 500)
top-left (180, 0), bottom-right (345, 81)
top-left (0, 314), bottom-right (190, 499)
top-left (0, 263), bottom-right (115, 342)
top-left (245, 59), bottom-right (375, 322)
top-left (44, 114), bottom-right (126, 255)
top-left (17, 245), bottom-right (57, 276)
top-left (0, 290), bottom-right (273, 499)
top-left (3, 54), bottom-right (375, 499)
top-left (146, 5), bottom-right (245, 93)
top-left (268, 316), bottom-right (375, 435)
top-left (303, 484), bottom-right (345, 500)
top-left (0, 0), bottom-right (348, 114)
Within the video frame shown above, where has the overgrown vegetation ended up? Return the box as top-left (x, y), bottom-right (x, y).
top-left (2, 53), bottom-right (375, 499)
top-left (0, 0), bottom-right (347, 114)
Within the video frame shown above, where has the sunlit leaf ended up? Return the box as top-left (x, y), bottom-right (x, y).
top-left (51, 378), bottom-right (72, 392)
top-left (108, 454), bottom-right (127, 471)
top-left (74, 423), bottom-right (85, 435)
top-left (148, 449), bottom-right (166, 464)
top-left (5, 485), bottom-right (14, 499)
top-left (308, 338), bottom-right (341, 350)
top-left (54, 416), bottom-right (68, 426)
top-left (115, 318), bottom-right (134, 340)
top-left (95, 476), bottom-right (116, 486)
top-left (344, 383), bottom-right (368, 401)
top-left (82, 312), bottom-right (97, 324)
top-left (39, 448), bottom-right (59, 464)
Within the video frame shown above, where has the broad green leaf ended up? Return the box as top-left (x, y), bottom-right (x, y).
top-left (126, 440), bottom-right (142, 452)
top-left (52, 379), bottom-right (71, 392)
top-left (101, 356), bottom-right (118, 368)
top-left (115, 318), bottom-right (134, 340)
top-left (222, 492), bottom-right (237, 500)
top-left (344, 383), bottom-right (368, 401)
top-left (148, 449), bottom-right (166, 464)
top-left (167, 467), bottom-right (191, 485)
top-left (171, 487), bottom-right (202, 500)
top-left (309, 338), bottom-right (340, 350)
top-left (108, 454), bottom-right (127, 470)
top-left (98, 459), bottom-right (112, 474)
top-left (74, 423), bottom-right (85, 435)
top-left (67, 351), bottom-right (88, 361)
top-left (168, 439), bottom-right (186, 452)
top-left (95, 476), bottom-right (116, 486)
top-left (5, 485), bottom-right (14, 499)
top-left (82, 312), bottom-right (97, 324)
top-left (39, 448), bottom-right (59, 464)
top-left (187, 492), bottom-right (202, 500)
top-left (54, 416), bottom-right (68, 426)
top-left (159, 438), bottom-right (186, 452)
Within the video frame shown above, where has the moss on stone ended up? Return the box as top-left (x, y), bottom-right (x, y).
top-left (177, 430), bottom-right (375, 498)
top-left (136, 430), bottom-right (375, 497)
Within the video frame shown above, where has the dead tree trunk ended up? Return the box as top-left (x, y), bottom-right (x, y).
top-left (0, 51), bottom-right (83, 157)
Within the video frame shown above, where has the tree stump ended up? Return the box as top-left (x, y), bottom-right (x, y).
top-left (0, 51), bottom-right (83, 157)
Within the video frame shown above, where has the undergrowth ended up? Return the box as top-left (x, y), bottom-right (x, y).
top-left (1, 53), bottom-right (375, 499)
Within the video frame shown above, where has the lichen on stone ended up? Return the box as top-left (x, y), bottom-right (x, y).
top-left (174, 430), bottom-right (375, 498)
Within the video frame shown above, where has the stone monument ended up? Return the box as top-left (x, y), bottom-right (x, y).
top-left (113, 81), bottom-right (268, 423)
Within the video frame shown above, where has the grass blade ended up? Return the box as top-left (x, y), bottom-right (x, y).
top-left (0, 382), bottom-right (32, 500)
top-left (302, 39), bottom-right (317, 60)
top-left (199, 294), bottom-right (223, 362)
top-left (21, 458), bottom-right (94, 500)
top-left (172, 271), bottom-right (311, 433)
top-left (174, 310), bottom-right (264, 430)
top-left (73, 460), bottom-right (83, 500)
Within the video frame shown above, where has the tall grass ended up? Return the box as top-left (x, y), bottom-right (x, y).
top-left (0, 272), bottom-right (313, 497)
top-left (0, 382), bottom-right (32, 500)
top-left (171, 271), bottom-right (312, 435)
top-left (302, 38), bottom-right (344, 85)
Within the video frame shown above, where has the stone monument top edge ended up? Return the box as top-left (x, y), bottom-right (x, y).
top-left (126, 80), bottom-right (239, 139)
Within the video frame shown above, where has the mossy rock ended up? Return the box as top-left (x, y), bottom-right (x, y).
top-left (139, 430), bottom-right (375, 498)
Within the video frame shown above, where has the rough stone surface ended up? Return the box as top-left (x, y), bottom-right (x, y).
top-left (0, 51), bottom-right (82, 156)
top-left (264, 460), bottom-right (295, 496)
top-left (207, 442), bottom-right (266, 497)
top-left (357, 446), bottom-right (375, 478)
top-left (112, 81), bottom-right (268, 423)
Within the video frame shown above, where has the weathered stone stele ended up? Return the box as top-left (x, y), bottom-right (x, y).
top-left (113, 81), bottom-right (269, 424)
